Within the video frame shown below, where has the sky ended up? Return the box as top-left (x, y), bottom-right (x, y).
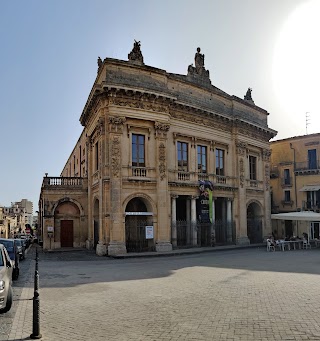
top-left (1, 0), bottom-right (319, 211)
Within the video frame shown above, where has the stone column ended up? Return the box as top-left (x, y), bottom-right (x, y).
top-left (171, 195), bottom-right (178, 248)
top-left (154, 122), bottom-right (172, 252)
top-left (96, 118), bottom-right (107, 256)
top-left (211, 197), bottom-right (216, 246)
top-left (226, 198), bottom-right (233, 243)
top-left (186, 199), bottom-right (191, 245)
top-left (263, 149), bottom-right (272, 239)
top-left (191, 196), bottom-right (198, 246)
top-left (236, 140), bottom-right (250, 245)
top-left (86, 137), bottom-right (93, 250)
top-left (107, 116), bottom-right (127, 256)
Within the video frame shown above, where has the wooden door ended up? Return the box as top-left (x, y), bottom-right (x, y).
top-left (60, 220), bottom-right (73, 247)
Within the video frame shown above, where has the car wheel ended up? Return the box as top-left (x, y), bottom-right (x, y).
top-left (0, 286), bottom-right (13, 314)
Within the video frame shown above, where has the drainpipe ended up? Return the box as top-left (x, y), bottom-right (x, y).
top-left (290, 143), bottom-right (298, 210)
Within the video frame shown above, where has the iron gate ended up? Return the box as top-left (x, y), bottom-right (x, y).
top-left (197, 222), bottom-right (214, 247)
top-left (125, 218), bottom-right (155, 252)
top-left (247, 218), bottom-right (262, 243)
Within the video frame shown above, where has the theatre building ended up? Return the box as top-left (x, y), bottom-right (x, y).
top-left (38, 42), bottom-right (276, 255)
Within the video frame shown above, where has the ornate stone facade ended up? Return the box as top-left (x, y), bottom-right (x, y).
top-left (39, 42), bottom-right (276, 254)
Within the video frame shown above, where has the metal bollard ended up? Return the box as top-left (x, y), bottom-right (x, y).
top-left (30, 247), bottom-right (42, 339)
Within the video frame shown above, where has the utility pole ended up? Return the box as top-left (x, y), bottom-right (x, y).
top-left (306, 112), bottom-right (310, 134)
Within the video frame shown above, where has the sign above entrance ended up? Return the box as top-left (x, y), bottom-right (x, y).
top-left (125, 212), bottom-right (153, 216)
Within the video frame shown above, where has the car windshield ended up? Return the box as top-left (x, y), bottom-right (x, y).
top-left (0, 250), bottom-right (3, 266)
top-left (15, 240), bottom-right (22, 246)
top-left (0, 240), bottom-right (14, 252)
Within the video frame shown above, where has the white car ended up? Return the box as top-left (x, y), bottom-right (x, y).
top-left (0, 243), bottom-right (13, 313)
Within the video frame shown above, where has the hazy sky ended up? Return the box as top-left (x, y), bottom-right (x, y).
top-left (1, 0), bottom-right (319, 211)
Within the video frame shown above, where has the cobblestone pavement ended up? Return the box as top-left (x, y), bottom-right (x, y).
top-left (2, 247), bottom-right (320, 340)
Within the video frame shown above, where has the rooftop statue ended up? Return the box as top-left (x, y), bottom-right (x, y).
top-left (187, 47), bottom-right (210, 83)
top-left (244, 88), bottom-right (254, 103)
top-left (195, 47), bottom-right (205, 72)
top-left (128, 40), bottom-right (144, 64)
top-left (97, 57), bottom-right (103, 73)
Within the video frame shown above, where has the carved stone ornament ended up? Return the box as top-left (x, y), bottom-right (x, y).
top-left (111, 136), bottom-right (121, 177)
top-left (262, 149), bottom-right (271, 162)
top-left (109, 116), bottom-right (126, 133)
top-left (97, 57), bottom-right (103, 73)
top-left (265, 164), bottom-right (270, 191)
top-left (244, 88), bottom-right (254, 103)
top-left (236, 140), bottom-right (247, 156)
top-left (187, 47), bottom-right (211, 83)
top-left (154, 122), bottom-right (170, 138)
top-left (239, 158), bottom-right (244, 188)
top-left (158, 143), bottom-right (166, 181)
top-left (128, 40), bottom-right (144, 64)
top-left (109, 97), bottom-right (168, 113)
top-left (94, 117), bottom-right (105, 136)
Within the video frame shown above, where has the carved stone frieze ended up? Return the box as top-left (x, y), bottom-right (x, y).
top-left (109, 116), bottom-right (126, 133)
top-left (262, 149), bottom-right (271, 162)
top-left (239, 158), bottom-right (244, 188)
top-left (111, 136), bottom-right (121, 177)
top-left (170, 109), bottom-right (230, 133)
top-left (265, 164), bottom-right (270, 191)
top-left (236, 140), bottom-right (247, 156)
top-left (109, 97), bottom-right (168, 113)
top-left (154, 122), bottom-right (170, 138)
top-left (158, 142), bottom-right (166, 181)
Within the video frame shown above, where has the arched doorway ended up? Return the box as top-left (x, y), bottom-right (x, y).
top-left (125, 197), bottom-right (154, 252)
top-left (93, 199), bottom-right (99, 249)
top-left (247, 202), bottom-right (263, 243)
top-left (54, 201), bottom-right (80, 248)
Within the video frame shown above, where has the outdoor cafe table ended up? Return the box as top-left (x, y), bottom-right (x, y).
top-left (277, 240), bottom-right (303, 251)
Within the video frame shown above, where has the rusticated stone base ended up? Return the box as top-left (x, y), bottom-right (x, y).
top-left (96, 241), bottom-right (107, 256)
top-left (155, 241), bottom-right (173, 252)
top-left (107, 241), bottom-right (127, 256)
top-left (236, 236), bottom-right (250, 245)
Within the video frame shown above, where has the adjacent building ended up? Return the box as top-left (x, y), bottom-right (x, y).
top-left (39, 42), bottom-right (277, 255)
top-left (270, 133), bottom-right (320, 239)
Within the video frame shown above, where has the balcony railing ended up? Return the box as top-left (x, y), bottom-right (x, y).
top-left (281, 177), bottom-right (292, 187)
top-left (132, 167), bottom-right (147, 177)
top-left (246, 179), bottom-right (264, 190)
top-left (178, 171), bottom-right (191, 181)
top-left (42, 177), bottom-right (85, 188)
top-left (295, 160), bottom-right (320, 172)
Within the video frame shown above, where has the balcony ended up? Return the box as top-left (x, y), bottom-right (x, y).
top-left (295, 160), bottom-right (320, 175)
top-left (246, 179), bottom-right (264, 190)
top-left (281, 177), bottom-right (292, 188)
top-left (132, 167), bottom-right (147, 177)
top-left (281, 200), bottom-right (294, 207)
top-left (42, 177), bottom-right (86, 188)
top-left (168, 170), bottom-right (237, 189)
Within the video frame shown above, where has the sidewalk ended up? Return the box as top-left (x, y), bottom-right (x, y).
top-left (7, 242), bottom-right (264, 340)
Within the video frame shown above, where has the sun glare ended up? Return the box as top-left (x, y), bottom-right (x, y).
top-left (272, 0), bottom-right (320, 135)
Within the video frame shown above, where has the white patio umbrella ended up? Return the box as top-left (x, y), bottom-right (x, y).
top-left (271, 211), bottom-right (320, 241)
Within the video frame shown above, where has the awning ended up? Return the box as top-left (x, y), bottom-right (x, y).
top-left (271, 211), bottom-right (320, 221)
top-left (299, 185), bottom-right (320, 192)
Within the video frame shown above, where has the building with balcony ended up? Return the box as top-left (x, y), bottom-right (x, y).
top-left (39, 42), bottom-right (276, 255)
top-left (270, 133), bottom-right (320, 239)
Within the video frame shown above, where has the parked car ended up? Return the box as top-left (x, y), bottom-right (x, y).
top-left (0, 243), bottom-right (13, 313)
top-left (0, 239), bottom-right (19, 280)
top-left (14, 239), bottom-right (26, 260)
